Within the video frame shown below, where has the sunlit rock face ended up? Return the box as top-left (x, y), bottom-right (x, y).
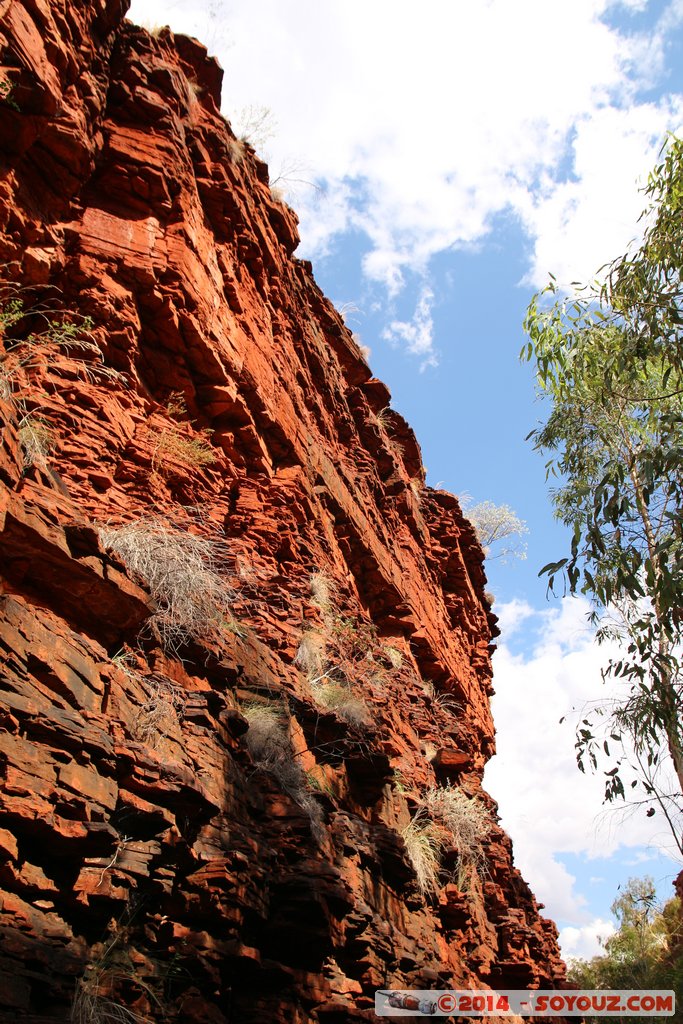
top-left (0, 2), bottom-right (565, 1019)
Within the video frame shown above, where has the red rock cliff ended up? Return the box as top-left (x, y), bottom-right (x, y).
top-left (0, 1), bottom-right (565, 1020)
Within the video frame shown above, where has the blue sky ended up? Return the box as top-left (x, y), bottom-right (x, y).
top-left (129, 0), bottom-right (683, 959)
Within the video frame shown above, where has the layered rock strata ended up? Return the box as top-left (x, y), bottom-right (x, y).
top-left (0, 2), bottom-right (565, 1020)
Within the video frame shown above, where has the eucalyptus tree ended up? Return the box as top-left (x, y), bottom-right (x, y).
top-left (522, 136), bottom-right (683, 852)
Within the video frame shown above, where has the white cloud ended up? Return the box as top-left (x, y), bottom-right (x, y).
top-left (485, 596), bottom-right (681, 929)
top-left (381, 285), bottom-right (437, 368)
top-left (127, 0), bottom-right (683, 349)
top-left (521, 101), bottom-right (683, 289)
top-left (560, 918), bottom-right (616, 960)
top-left (494, 598), bottom-right (536, 638)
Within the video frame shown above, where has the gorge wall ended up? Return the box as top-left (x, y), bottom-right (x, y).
top-left (0, 1), bottom-right (566, 1020)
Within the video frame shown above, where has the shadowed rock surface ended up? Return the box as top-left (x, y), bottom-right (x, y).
top-left (0, 2), bottom-right (565, 1020)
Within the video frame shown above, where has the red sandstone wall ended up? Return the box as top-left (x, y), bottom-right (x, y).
top-left (0, 2), bottom-right (565, 1020)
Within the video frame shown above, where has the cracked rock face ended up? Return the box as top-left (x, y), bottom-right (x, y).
top-left (0, 2), bottom-right (565, 1020)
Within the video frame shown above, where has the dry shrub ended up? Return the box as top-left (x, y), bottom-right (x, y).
top-left (401, 818), bottom-right (446, 896)
top-left (309, 571), bottom-right (334, 611)
top-left (402, 784), bottom-right (492, 896)
top-left (294, 630), bottom-right (326, 678)
top-left (98, 517), bottom-right (233, 651)
top-left (312, 680), bottom-right (371, 728)
top-left (132, 678), bottom-right (185, 748)
top-left (232, 104), bottom-right (276, 149)
top-left (151, 427), bottom-right (216, 471)
top-left (241, 702), bottom-right (323, 837)
top-left (18, 414), bottom-right (55, 467)
top-left (383, 645), bottom-right (403, 670)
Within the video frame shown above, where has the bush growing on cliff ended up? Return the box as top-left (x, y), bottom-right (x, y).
top-left (151, 426), bottom-right (216, 472)
top-left (241, 701), bottom-right (324, 838)
top-left (402, 817), bottom-right (446, 895)
top-left (98, 517), bottom-right (234, 652)
top-left (17, 413), bottom-right (55, 468)
top-left (463, 499), bottom-right (528, 562)
top-left (150, 393), bottom-right (217, 473)
top-left (1, 281), bottom-right (126, 472)
top-left (0, 294), bottom-right (121, 389)
top-left (402, 784), bottom-right (493, 896)
top-left (311, 679), bottom-right (371, 728)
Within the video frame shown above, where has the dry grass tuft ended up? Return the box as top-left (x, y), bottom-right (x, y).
top-left (226, 137), bottom-right (247, 165)
top-left (433, 692), bottom-right (463, 715)
top-left (401, 818), bottom-right (446, 896)
top-left (402, 784), bottom-right (492, 896)
top-left (71, 953), bottom-right (151, 1024)
top-left (98, 517), bottom-right (233, 652)
top-left (312, 680), bottom-right (370, 728)
top-left (71, 984), bottom-right (147, 1024)
top-left (150, 393), bottom-right (216, 472)
top-left (151, 427), bottom-right (216, 471)
top-left (294, 630), bottom-right (326, 678)
top-left (241, 702), bottom-right (323, 837)
top-left (309, 571), bottom-right (334, 611)
top-left (132, 678), bottom-right (185, 748)
top-left (18, 414), bottom-right (55, 467)
top-left (383, 645), bottom-right (403, 670)
top-left (373, 407), bottom-right (393, 431)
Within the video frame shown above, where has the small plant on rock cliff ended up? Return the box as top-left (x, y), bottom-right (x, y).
top-left (133, 678), bottom-right (186, 748)
top-left (402, 784), bottom-right (492, 897)
top-left (241, 701), bottom-right (324, 837)
top-left (226, 137), bottom-right (247, 164)
top-left (98, 517), bottom-right (234, 652)
top-left (309, 571), bottom-right (334, 612)
top-left (150, 396), bottom-right (216, 473)
top-left (433, 692), bottom-right (463, 715)
top-left (294, 630), bottom-right (326, 678)
top-left (17, 413), bottom-right (55, 468)
top-left (151, 426), bottom-right (216, 472)
top-left (71, 916), bottom-right (158, 1024)
top-left (0, 284), bottom-right (126, 410)
top-left (422, 784), bottom-right (493, 880)
top-left (311, 679), bottom-right (371, 728)
top-left (383, 645), bottom-right (403, 670)
top-left (401, 817), bottom-right (446, 896)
